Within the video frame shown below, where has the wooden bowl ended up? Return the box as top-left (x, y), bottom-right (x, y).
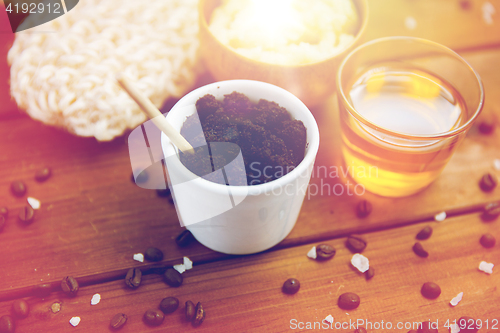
top-left (199, 0), bottom-right (369, 108)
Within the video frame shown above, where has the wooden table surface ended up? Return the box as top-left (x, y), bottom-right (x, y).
top-left (1, 1), bottom-right (500, 332)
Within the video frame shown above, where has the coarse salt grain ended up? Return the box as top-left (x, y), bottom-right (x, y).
top-left (494, 159), bottom-right (500, 170)
top-left (450, 323), bottom-right (460, 333)
top-left (133, 253), bottom-right (144, 262)
top-left (434, 211), bottom-right (446, 222)
top-left (404, 16), bottom-right (417, 30)
top-left (27, 197), bottom-right (41, 210)
top-left (51, 302), bottom-right (61, 313)
top-left (450, 292), bottom-right (463, 306)
top-left (351, 253), bottom-right (369, 273)
top-left (323, 314), bottom-right (334, 324)
top-left (479, 261), bottom-right (494, 274)
top-left (69, 317), bottom-right (81, 327)
top-left (307, 246), bottom-right (317, 259)
top-left (183, 257), bottom-right (193, 270)
top-left (173, 264), bottom-right (186, 274)
top-left (90, 293), bottom-right (101, 305)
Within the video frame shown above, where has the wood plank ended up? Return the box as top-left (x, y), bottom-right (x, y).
top-left (0, 212), bottom-right (497, 332)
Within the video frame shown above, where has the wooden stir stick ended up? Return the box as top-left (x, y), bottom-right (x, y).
top-left (116, 74), bottom-right (194, 153)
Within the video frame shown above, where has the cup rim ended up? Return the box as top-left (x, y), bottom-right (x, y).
top-left (160, 79), bottom-right (320, 197)
top-left (336, 36), bottom-right (485, 140)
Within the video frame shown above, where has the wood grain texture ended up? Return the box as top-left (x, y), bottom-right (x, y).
top-left (0, 213), bottom-right (497, 332)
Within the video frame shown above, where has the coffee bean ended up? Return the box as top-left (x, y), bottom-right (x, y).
top-left (478, 120), bottom-right (494, 134)
top-left (417, 321), bottom-right (438, 333)
top-left (185, 301), bottom-right (195, 322)
top-left (346, 235), bottom-right (367, 253)
top-left (316, 244), bottom-right (336, 260)
top-left (193, 302), bottom-right (205, 326)
top-left (482, 202), bottom-right (500, 221)
top-left (354, 328), bottom-right (367, 333)
top-left (416, 226), bottom-right (433, 240)
top-left (457, 316), bottom-right (479, 333)
top-left (0, 315), bottom-right (15, 333)
top-left (33, 283), bottom-right (52, 298)
top-left (412, 242), bottom-right (429, 258)
top-left (11, 299), bottom-right (29, 319)
top-left (164, 268), bottom-right (183, 287)
top-left (0, 216), bottom-right (5, 233)
top-left (338, 292), bottom-right (360, 310)
top-left (0, 207), bottom-right (8, 218)
top-left (356, 200), bottom-right (372, 218)
top-left (365, 267), bottom-right (375, 280)
top-left (159, 297), bottom-right (179, 314)
top-left (35, 167), bottom-right (52, 182)
top-left (282, 278), bottom-right (300, 295)
top-left (156, 188), bottom-right (171, 197)
top-left (125, 268), bottom-right (142, 289)
top-left (420, 282), bottom-right (441, 299)
top-left (480, 233), bottom-right (496, 248)
top-left (110, 313), bottom-right (128, 330)
top-left (479, 173), bottom-right (497, 192)
top-left (10, 181), bottom-right (26, 197)
top-left (144, 247), bottom-right (163, 262)
top-left (176, 230), bottom-right (195, 247)
top-left (143, 309), bottom-right (164, 326)
top-left (61, 276), bottom-right (79, 297)
top-left (18, 206), bottom-right (34, 224)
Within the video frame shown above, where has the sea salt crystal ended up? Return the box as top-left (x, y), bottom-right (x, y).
top-left (494, 159), bottom-right (500, 170)
top-left (479, 261), bottom-right (494, 274)
top-left (404, 16), bottom-right (417, 30)
top-left (434, 211), bottom-right (446, 222)
top-left (69, 317), bottom-right (81, 327)
top-left (450, 323), bottom-right (460, 333)
top-left (173, 264), bottom-right (186, 274)
top-left (133, 253), bottom-right (144, 262)
top-left (307, 246), bottom-right (317, 259)
top-left (482, 1), bottom-right (495, 25)
top-left (450, 292), bottom-right (463, 306)
top-left (351, 254), bottom-right (369, 273)
top-left (27, 197), bottom-right (41, 210)
top-left (183, 257), bottom-right (193, 270)
top-left (90, 293), bottom-right (101, 305)
top-left (323, 314), bottom-right (334, 324)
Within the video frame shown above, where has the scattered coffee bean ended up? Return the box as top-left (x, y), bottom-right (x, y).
top-left (131, 170), bottom-right (148, 184)
top-left (159, 297), bottom-right (179, 314)
top-left (0, 216), bottom-right (5, 233)
top-left (354, 328), bottom-right (367, 333)
top-left (480, 233), bottom-right (496, 248)
top-left (156, 188), bottom-right (171, 197)
top-left (193, 302), bottom-right (205, 326)
top-left (35, 167), bottom-right (52, 182)
top-left (176, 230), bottom-right (195, 247)
top-left (143, 309), bottom-right (164, 326)
top-left (18, 206), bottom-right (34, 224)
top-left (338, 292), bottom-right (360, 310)
top-left (356, 200), bottom-right (372, 218)
top-left (185, 301), bottom-right (196, 322)
top-left (482, 202), bottom-right (500, 220)
top-left (110, 313), bottom-right (128, 330)
top-left (416, 226), bottom-right (433, 240)
top-left (457, 316), bottom-right (479, 333)
top-left (412, 242), bottom-right (429, 258)
top-left (61, 276), bottom-right (79, 297)
top-left (420, 282), bottom-right (441, 299)
top-left (417, 321), bottom-right (438, 333)
top-left (33, 283), bottom-right (52, 298)
top-left (11, 299), bottom-right (29, 319)
top-left (479, 173), bottom-right (497, 192)
top-left (346, 235), bottom-right (367, 253)
top-left (144, 247), bottom-right (164, 262)
top-left (365, 267), bottom-right (375, 280)
top-left (125, 268), bottom-right (142, 289)
top-left (164, 268), bottom-right (183, 287)
top-left (316, 244), bottom-right (336, 260)
top-left (282, 278), bottom-right (300, 295)
top-left (478, 120), bottom-right (494, 134)
top-left (0, 207), bottom-right (8, 218)
top-left (0, 315), bottom-right (15, 333)
top-left (10, 181), bottom-right (26, 197)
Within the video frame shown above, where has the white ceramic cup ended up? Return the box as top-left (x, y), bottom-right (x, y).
top-left (161, 80), bottom-right (319, 254)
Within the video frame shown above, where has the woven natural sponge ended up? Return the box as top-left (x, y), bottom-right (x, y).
top-left (8, 0), bottom-right (201, 141)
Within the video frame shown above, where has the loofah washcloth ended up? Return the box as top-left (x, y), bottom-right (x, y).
top-left (8, 0), bottom-right (201, 141)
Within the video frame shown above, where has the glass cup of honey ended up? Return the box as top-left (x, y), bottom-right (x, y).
top-left (336, 37), bottom-right (484, 197)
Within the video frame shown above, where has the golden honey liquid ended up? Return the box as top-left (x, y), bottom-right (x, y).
top-left (340, 63), bottom-right (468, 197)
